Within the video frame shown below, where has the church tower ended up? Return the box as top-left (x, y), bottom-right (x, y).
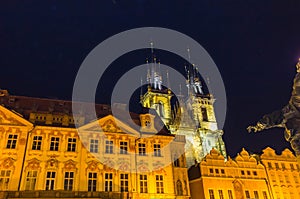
top-left (140, 47), bottom-right (227, 167)
top-left (184, 63), bottom-right (226, 162)
top-left (140, 44), bottom-right (173, 127)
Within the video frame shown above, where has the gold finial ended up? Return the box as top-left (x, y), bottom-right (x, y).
top-left (150, 42), bottom-right (154, 54)
top-left (187, 47), bottom-right (191, 64)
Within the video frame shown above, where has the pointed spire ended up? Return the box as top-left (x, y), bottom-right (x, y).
top-left (166, 70), bottom-right (170, 90)
top-left (179, 84), bottom-right (182, 96)
top-left (140, 77), bottom-right (143, 97)
top-left (146, 41), bottom-right (163, 91)
top-left (185, 48), bottom-right (203, 95)
top-left (187, 47), bottom-right (191, 64)
top-left (150, 41), bottom-right (154, 54)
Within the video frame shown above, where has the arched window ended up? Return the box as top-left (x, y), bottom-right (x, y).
top-left (201, 107), bottom-right (208, 122)
top-left (176, 180), bottom-right (183, 195)
top-left (173, 154), bottom-right (180, 167)
top-left (158, 102), bottom-right (164, 117)
top-left (145, 120), bottom-right (151, 128)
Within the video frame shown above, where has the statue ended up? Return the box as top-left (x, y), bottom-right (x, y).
top-left (247, 59), bottom-right (300, 159)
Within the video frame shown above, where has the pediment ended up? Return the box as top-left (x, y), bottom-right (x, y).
top-left (0, 105), bottom-right (33, 127)
top-left (79, 115), bottom-right (140, 137)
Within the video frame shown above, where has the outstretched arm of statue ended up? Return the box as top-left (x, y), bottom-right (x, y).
top-left (247, 109), bottom-right (284, 133)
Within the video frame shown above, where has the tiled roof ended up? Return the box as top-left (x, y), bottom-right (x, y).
top-left (0, 90), bottom-right (171, 136)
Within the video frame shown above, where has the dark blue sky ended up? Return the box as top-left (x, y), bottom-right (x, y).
top-left (1, 0), bottom-right (300, 157)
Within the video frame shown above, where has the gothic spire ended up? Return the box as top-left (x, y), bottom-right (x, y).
top-left (185, 48), bottom-right (203, 95)
top-left (146, 42), bottom-right (163, 90)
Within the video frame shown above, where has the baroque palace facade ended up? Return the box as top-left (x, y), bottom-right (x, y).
top-left (0, 90), bottom-right (190, 199)
top-left (189, 147), bottom-right (300, 199)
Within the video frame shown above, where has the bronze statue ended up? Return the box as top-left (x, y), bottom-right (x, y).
top-left (248, 59), bottom-right (300, 158)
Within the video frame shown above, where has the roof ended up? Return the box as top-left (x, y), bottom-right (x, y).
top-left (0, 90), bottom-right (172, 136)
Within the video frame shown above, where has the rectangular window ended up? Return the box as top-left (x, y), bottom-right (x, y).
top-left (45, 171), bottom-right (56, 190)
top-left (67, 138), bottom-right (76, 152)
top-left (228, 190), bottom-right (233, 199)
top-left (279, 174), bottom-right (283, 183)
top-left (104, 173), bottom-right (113, 192)
top-left (201, 107), bottom-right (208, 122)
top-left (64, 172), bottom-right (74, 191)
top-left (25, 171), bottom-right (37, 190)
top-left (281, 163), bottom-right (286, 170)
top-left (254, 190), bottom-right (259, 198)
top-left (293, 175), bottom-right (299, 183)
top-left (6, 134), bottom-right (18, 149)
top-left (0, 170), bottom-right (11, 190)
top-left (253, 171), bottom-right (257, 176)
top-left (120, 141), bottom-right (128, 154)
top-left (247, 170), bottom-right (251, 175)
top-left (262, 191), bottom-right (268, 199)
top-left (154, 144), bottom-right (161, 157)
top-left (285, 175), bottom-right (290, 183)
top-left (120, 173), bottom-right (128, 192)
top-left (88, 172), bottom-right (97, 191)
top-left (50, 137), bottom-right (59, 151)
top-left (271, 173), bottom-right (276, 182)
top-left (290, 163), bottom-right (295, 170)
top-left (209, 168), bottom-right (214, 174)
top-left (275, 191), bottom-right (280, 199)
top-left (275, 163), bottom-right (279, 169)
top-left (139, 143), bottom-right (146, 156)
top-left (173, 158), bottom-right (180, 167)
top-left (209, 189), bottom-right (215, 199)
top-left (140, 174), bottom-right (148, 193)
top-left (90, 139), bottom-right (99, 153)
top-left (215, 169), bottom-right (219, 174)
top-left (218, 190), bottom-right (224, 199)
top-left (32, 136), bottom-right (42, 150)
top-left (105, 140), bottom-right (113, 154)
top-left (241, 170), bottom-right (245, 175)
top-left (245, 190), bottom-right (250, 198)
top-left (221, 169), bottom-right (225, 174)
top-left (267, 162), bottom-right (272, 168)
top-left (156, 175), bottom-right (164, 193)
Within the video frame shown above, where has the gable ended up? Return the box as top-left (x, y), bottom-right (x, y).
top-left (79, 115), bottom-right (140, 137)
top-left (0, 105), bottom-right (33, 127)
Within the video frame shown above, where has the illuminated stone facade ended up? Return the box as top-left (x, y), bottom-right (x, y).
top-left (0, 92), bottom-right (190, 199)
top-left (189, 147), bottom-right (300, 199)
top-left (260, 147), bottom-right (300, 199)
top-left (141, 60), bottom-right (226, 167)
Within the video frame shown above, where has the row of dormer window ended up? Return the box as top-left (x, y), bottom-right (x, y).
top-left (266, 161), bottom-right (300, 171)
top-left (208, 168), bottom-right (258, 177)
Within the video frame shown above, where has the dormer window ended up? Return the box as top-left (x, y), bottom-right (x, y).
top-left (145, 120), bottom-right (151, 128)
top-left (139, 114), bottom-right (156, 132)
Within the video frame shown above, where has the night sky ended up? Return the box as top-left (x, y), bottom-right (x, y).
top-left (1, 1), bottom-right (300, 157)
